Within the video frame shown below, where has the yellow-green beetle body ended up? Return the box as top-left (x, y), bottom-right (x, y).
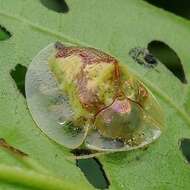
top-left (25, 42), bottom-right (163, 151)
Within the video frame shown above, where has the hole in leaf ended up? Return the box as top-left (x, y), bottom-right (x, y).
top-left (40, 0), bottom-right (69, 13)
top-left (10, 64), bottom-right (27, 97)
top-left (148, 40), bottom-right (187, 84)
top-left (0, 25), bottom-right (11, 41)
top-left (77, 158), bottom-right (110, 189)
top-left (144, 0), bottom-right (190, 20)
top-left (179, 138), bottom-right (190, 163)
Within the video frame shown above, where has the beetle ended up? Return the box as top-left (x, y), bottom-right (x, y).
top-left (25, 42), bottom-right (163, 153)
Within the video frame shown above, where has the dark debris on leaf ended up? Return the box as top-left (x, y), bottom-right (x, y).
top-left (129, 47), bottom-right (158, 68)
top-left (0, 138), bottom-right (28, 157)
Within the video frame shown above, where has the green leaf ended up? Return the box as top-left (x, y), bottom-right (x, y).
top-left (0, 0), bottom-right (190, 189)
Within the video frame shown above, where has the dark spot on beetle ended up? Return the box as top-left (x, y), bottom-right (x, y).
top-left (0, 138), bottom-right (28, 157)
top-left (10, 64), bottom-right (27, 97)
top-left (40, 0), bottom-right (69, 13)
top-left (148, 40), bottom-right (187, 84)
top-left (0, 25), bottom-right (11, 41)
top-left (55, 41), bottom-right (65, 50)
top-left (129, 47), bottom-right (158, 68)
top-left (179, 138), bottom-right (190, 164)
top-left (144, 0), bottom-right (190, 20)
top-left (76, 157), bottom-right (110, 189)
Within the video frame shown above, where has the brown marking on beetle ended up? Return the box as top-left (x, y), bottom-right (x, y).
top-left (55, 46), bottom-right (151, 141)
top-left (75, 63), bottom-right (105, 113)
top-left (127, 97), bottom-right (143, 109)
top-left (93, 97), bottom-right (117, 123)
top-left (59, 47), bottom-right (122, 116)
top-left (56, 47), bottom-right (145, 126)
top-left (0, 138), bottom-right (28, 157)
top-left (123, 79), bottom-right (148, 108)
top-left (136, 84), bottom-right (149, 107)
top-left (56, 47), bottom-right (117, 65)
top-left (113, 61), bottom-right (120, 81)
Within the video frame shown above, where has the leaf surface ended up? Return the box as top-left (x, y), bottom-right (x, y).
top-left (0, 0), bottom-right (190, 189)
